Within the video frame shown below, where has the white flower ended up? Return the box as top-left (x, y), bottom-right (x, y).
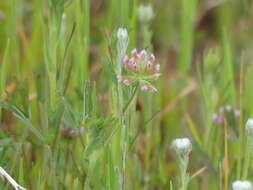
top-left (232, 181), bottom-right (252, 190)
top-left (117, 28), bottom-right (128, 42)
top-left (116, 28), bottom-right (128, 59)
top-left (138, 4), bottom-right (154, 23)
top-left (245, 118), bottom-right (253, 138)
top-left (171, 138), bottom-right (192, 156)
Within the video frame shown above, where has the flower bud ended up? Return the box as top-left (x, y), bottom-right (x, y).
top-left (141, 85), bottom-right (148, 91)
top-left (172, 138), bottom-right (192, 156)
top-left (123, 56), bottom-right (129, 64)
top-left (150, 86), bottom-right (158, 93)
top-left (155, 64), bottom-right (160, 72)
top-left (151, 73), bottom-right (161, 80)
top-left (146, 61), bottom-right (152, 70)
top-left (131, 48), bottom-right (138, 58)
top-left (232, 180), bottom-right (252, 190)
top-left (225, 105), bottom-right (232, 112)
top-left (123, 79), bottom-right (130, 86)
top-left (117, 28), bottom-right (128, 57)
top-left (150, 54), bottom-right (156, 63)
top-left (117, 75), bottom-right (122, 82)
top-left (128, 58), bottom-right (135, 65)
top-left (117, 28), bottom-right (128, 41)
top-left (246, 118), bottom-right (253, 139)
top-left (212, 113), bottom-right (224, 125)
top-left (140, 50), bottom-right (147, 59)
top-left (128, 58), bottom-right (138, 72)
top-left (234, 110), bottom-right (240, 120)
top-left (138, 4), bottom-right (154, 23)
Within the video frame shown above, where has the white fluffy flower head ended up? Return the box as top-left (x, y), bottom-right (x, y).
top-left (138, 4), bottom-right (154, 23)
top-left (116, 28), bottom-right (128, 59)
top-left (172, 138), bottom-right (192, 156)
top-left (232, 180), bottom-right (252, 190)
top-left (117, 28), bottom-right (128, 42)
top-left (245, 118), bottom-right (253, 139)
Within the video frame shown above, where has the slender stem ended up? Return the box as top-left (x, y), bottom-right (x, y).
top-left (223, 121), bottom-right (229, 190)
top-left (179, 155), bottom-right (190, 190)
top-left (116, 39), bottom-right (126, 189)
top-left (242, 140), bottom-right (251, 179)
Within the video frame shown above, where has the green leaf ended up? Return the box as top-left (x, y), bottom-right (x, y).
top-left (85, 117), bottom-right (115, 157)
top-left (0, 101), bottom-right (45, 143)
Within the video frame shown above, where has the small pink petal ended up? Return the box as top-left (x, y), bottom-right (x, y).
top-left (123, 56), bottom-right (129, 64)
top-left (141, 85), bottom-right (148, 91)
top-left (123, 79), bottom-right (130, 86)
top-left (139, 50), bottom-right (147, 59)
top-left (129, 58), bottom-right (135, 65)
top-left (150, 54), bottom-right (156, 63)
top-left (151, 73), bottom-right (161, 80)
top-left (225, 105), bottom-right (232, 112)
top-left (155, 64), bottom-right (160, 72)
top-left (146, 61), bottom-right (152, 70)
top-left (150, 86), bottom-right (158, 93)
top-left (219, 107), bottom-right (224, 114)
top-left (131, 48), bottom-right (138, 58)
top-left (234, 110), bottom-right (240, 120)
top-left (212, 113), bottom-right (224, 125)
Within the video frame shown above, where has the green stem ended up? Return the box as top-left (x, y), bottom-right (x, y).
top-left (242, 140), bottom-right (252, 179)
top-left (179, 155), bottom-right (190, 190)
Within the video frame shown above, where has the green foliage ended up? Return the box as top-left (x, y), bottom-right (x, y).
top-left (0, 0), bottom-right (253, 189)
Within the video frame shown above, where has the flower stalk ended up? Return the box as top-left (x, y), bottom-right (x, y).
top-left (116, 28), bottom-right (129, 190)
top-left (171, 138), bottom-right (192, 190)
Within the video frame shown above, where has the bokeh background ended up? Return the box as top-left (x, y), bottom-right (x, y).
top-left (0, 0), bottom-right (253, 189)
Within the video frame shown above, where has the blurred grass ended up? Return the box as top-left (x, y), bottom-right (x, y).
top-left (0, 0), bottom-right (253, 189)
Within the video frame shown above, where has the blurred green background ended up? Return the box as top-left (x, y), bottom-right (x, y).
top-left (0, 0), bottom-right (253, 189)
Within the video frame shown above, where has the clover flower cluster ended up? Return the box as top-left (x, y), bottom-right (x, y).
top-left (117, 48), bottom-right (160, 93)
top-left (212, 105), bottom-right (240, 126)
top-left (232, 180), bottom-right (253, 190)
top-left (60, 127), bottom-right (84, 140)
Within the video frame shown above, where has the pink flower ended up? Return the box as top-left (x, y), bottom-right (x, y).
top-left (141, 85), bottom-right (148, 91)
top-left (119, 48), bottom-right (161, 93)
top-left (212, 106), bottom-right (240, 126)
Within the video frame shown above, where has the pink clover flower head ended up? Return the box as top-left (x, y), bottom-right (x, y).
top-left (118, 48), bottom-right (161, 93)
top-left (212, 106), bottom-right (241, 126)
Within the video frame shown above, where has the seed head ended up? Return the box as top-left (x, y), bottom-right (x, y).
top-left (232, 181), bottom-right (252, 190)
top-left (171, 138), bottom-right (192, 156)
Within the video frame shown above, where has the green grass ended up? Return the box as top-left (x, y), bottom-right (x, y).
top-left (0, 0), bottom-right (253, 189)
